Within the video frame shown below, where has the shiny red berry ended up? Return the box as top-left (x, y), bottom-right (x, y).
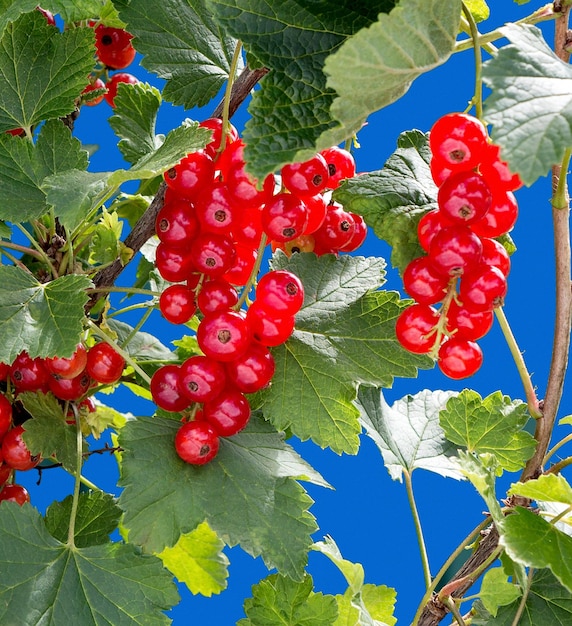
top-left (2, 425), bottom-right (40, 471)
top-left (175, 421), bottom-right (219, 465)
top-left (0, 483), bottom-right (30, 506)
top-left (438, 337), bottom-right (483, 379)
top-left (86, 343), bottom-right (125, 385)
top-left (202, 388), bottom-right (251, 437)
top-left (150, 365), bottom-right (190, 413)
top-left (197, 310), bottom-right (252, 362)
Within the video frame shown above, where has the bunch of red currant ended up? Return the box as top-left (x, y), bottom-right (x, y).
top-left (83, 22), bottom-right (139, 108)
top-left (150, 119), bottom-right (364, 465)
top-left (396, 112), bottom-right (522, 379)
top-left (0, 342), bottom-right (126, 505)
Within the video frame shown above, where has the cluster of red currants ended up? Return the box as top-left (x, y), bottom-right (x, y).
top-left (150, 118), bottom-right (363, 465)
top-left (82, 22), bottom-right (139, 108)
top-left (0, 343), bottom-right (126, 505)
top-left (395, 113), bottom-right (522, 379)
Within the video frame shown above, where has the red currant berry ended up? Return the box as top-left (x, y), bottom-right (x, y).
top-left (395, 304), bottom-right (439, 354)
top-left (255, 270), bottom-right (304, 316)
top-left (282, 154), bottom-right (329, 197)
top-left (339, 213), bottom-right (367, 253)
top-left (197, 309), bottom-right (252, 362)
top-left (312, 202), bottom-right (356, 253)
top-left (480, 238), bottom-right (511, 276)
top-left (0, 394), bottom-right (12, 440)
top-left (86, 343), bottom-right (125, 385)
top-left (163, 150), bottom-right (214, 200)
top-left (234, 206), bottom-right (264, 248)
top-left (45, 344), bottom-right (88, 380)
top-left (418, 209), bottom-right (446, 252)
top-left (189, 232), bottom-right (236, 277)
top-left (272, 234), bottom-right (316, 257)
top-left (262, 193), bottom-right (309, 242)
top-left (104, 72), bottom-right (138, 107)
top-left (320, 146), bottom-right (356, 189)
top-left (222, 243), bottom-right (258, 287)
top-left (0, 483), bottom-right (30, 506)
top-left (430, 156), bottom-right (455, 186)
top-left (429, 113), bottom-right (488, 170)
top-left (159, 284), bottom-right (197, 325)
top-left (459, 265), bottom-right (507, 312)
top-left (225, 164), bottom-right (275, 209)
top-left (0, 363), bottom-right (9, 380)
top-left (479, 143), bottom-right (523, 192)
top-left (438, 337), bottom-right (483, 379)
top-left (215, 138), bottom-right (245, 178)
top-left (247, 301), bottom-right (296, 347)
top-left (2, 425), bottom-right (40, 471)
top-left (194, 182), bottom-right (235, 236)
top-left (175, 421), bottom-right (219, 465)
top-left (199, 117), bottom-right (239, 160)
top-left (428, 225), bottom-right (483, 277)
top-left (179, 356), bottom-right (227, 403)
top-left (49, 370), bottom-right (91, 402)
top-left (202, 388), bottom-right (251, 437)
top-left (402, 256), bottom-right (450, 305)
top-left (95, 26), bottom-right (136, 69)
top-left (437, 171), bottom-right (492, 224)
top-left (301, 193), bottom-right (328, 235)
top-left (197, 279), bottom-right (238, 315)
top-left (471, 190), bottom-right (518, 238)
top-left (155, 198), bottom-right (199, 248)
top-left (10, 352), bottom-right (50, 392)
top-left (446, 300), bottom-right (493, 341)
top-left (155, 242), bottom-right (195, 282)
top-left (225, 343), bottom-right (276, 393)
top-left (150, 365), bottom-right (191, 413)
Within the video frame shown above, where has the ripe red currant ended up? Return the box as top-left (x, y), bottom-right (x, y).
top-left (159, 284), bottom-right (197, 325)
top-left (45, 344), bottom-right (88, 380)
top-left (402, 256), bottom-right (450, 305)
top-left (179, 356), bottom-right (227, 403)
top-left (446, 300), bottom-right (493, 341)
top-left (247, 302), bottom-right (296, 347)
top-left (428, 225), bottom-right (483, 277)
top-left (437, 171), bottom-right (492, 224)
top-left (104, 73), bottom-right (139, 107)
top-left (429, 113), bottom-right (488, 170)
top-left (197, 279), bottom-right (239, 315)
top-left (395, 304), bottom-right (439, 354)
top-left (86, 343), bottom-right (125, 385)
top-left (197, 309), bottom-right (252, 362)
top-left (255, 270), bottom-right (304, 316)
top-left (163, 150), bottom-right (214, 200)
top-left (225, 343), bottom-right (276, 393)
top-left (262, 193), bottom-right (309, 242)
top-left (10, 352), bottom-right (50, 392)
top-left (150, 365), bottom-right (191, 413)
top-left (0, 394), bottom-right (12, 440)
top-left (438, 337), bottom-right (483, 379)
top-left (320, 146), bottom-right (356, 189)
top-left (2, 425), bottom-right (40, 471)
top-left (281, 153), bottom-right (329, 197)
top-left (175, 421), bottom-right (219, 465)
top-left (459, 265), bottom-right (508, 312)
top-left (202, 388), bottom-right (251, 437)
top-left (95, 26), bottom-right (136, 69)
top-left (155, 198), bottom-right (199, 248)
top-left (0, 483), bottom-right (30, 506)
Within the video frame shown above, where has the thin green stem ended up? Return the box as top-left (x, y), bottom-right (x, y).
top-left (0, 247), bottom-right (34, 272)
top-left (546, 455), bottom-right (572, 475)
top-left (87, 286), bottom-right (160, 298)
top-left (88, 319), bottom-right (152, 385)
top-left (461, 2), bottom-right (484, 119)
top-left (441, 596), bottom-right (466, 626)
top-left (235, 233), bottom-right (268, 310)
top-left (544, 432), bottom-right (572, 465)
top-left (218, 41), bottom-right (243, 155)
top-left (411, 516), bottom-right (491, 625)
top-left (121, 306), bottom-right (154, 350)
top-left (67, 406), bottom-right (84, 548)
top-left (404, 470), bottom-right (431, 590)
top-left (79, 474), bottom-right (102, 492)
top-left (511, 568), bottom-right (534, 626)
top-left (553, 148), bottom-right (572, 210)
top-left (494, 308), bottom-right (542, 418)
top-left (549, 503), bottom-right (572, 525)
top-left (107, 301), bottom-right (155, 319)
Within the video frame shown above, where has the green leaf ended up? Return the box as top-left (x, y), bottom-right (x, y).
top-left (0, 266), bottom-right (91, 365)
top-left (45, 491), bottom-right (122, 548)
top-left (323, 0), bottom-right (461, 150)
top-left (107, 319), bottom-right (175, 362)
top-left (508, 474), bottom-right (572, 506)
top-left (256, 254), bottom-right (430, 454)
top-left (0, 119), bottom-right (88, 223)
top-left (439, 390), bottom-right (536, 473)
top-left (116, 0), bottom-right (241, 108)
top-left (313, 536), bottom-right (364, 594)
top-left (482, 23), bottom-right (572, 186)
top-left (0, 12), bottom-right (94, 131)
top-left (18, 391), bottom-right (86, 472)
top-left (360, 584), bottom-right (397, 626)
top-left (239, 573), bottom-right (338, 626)
top-left (43, 0), bottom-right (115, 24)
top-left (356, 387), bottom-right (462, 481)
top-left (44, 170), bottom-right (110, 231)
top-left (457, 451), bottom-right (503, 524)
top-left (472, 569), bottom-right (572, 626)
top-left (463, 0), bottom-right (489, 23)
top-left (158, 521), bottom-right (229, 597)
top-left (0, 502), bottom-right (178, 624)
top-left (479, 568), bottom-right (522, 617)
top-left (501, 507), bottom-right (572, 594)
top-left (0, 1), bottom-right (40, 38)
top-left (118, 413), bottom-right (322, 579)
top-left (109, 82), bottom-right (163, 165)
top-left (209, 0), bottom-right (392, 180)
top-left (334, 130), bottom-right (437, 273)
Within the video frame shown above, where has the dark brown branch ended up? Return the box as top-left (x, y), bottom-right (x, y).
top-left (85, 66), bottom-right (269, 314)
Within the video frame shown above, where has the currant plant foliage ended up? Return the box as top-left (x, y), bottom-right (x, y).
top-left (1, 1), bottom-right (572, 625)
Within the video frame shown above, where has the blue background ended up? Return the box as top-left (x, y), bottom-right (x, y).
top-left (18, 4), bottom-right (568, 624)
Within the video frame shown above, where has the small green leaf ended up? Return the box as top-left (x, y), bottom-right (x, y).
top-left (0, 503), bottom-right (179, 624)
top-left (439, 390), bottom-right (536, 473)
top-left (45, 491), bottom-right (122, 548)
top-left (0, 266), bottom-right (91, 364)
top-left (501, 507), bottom-right (572, 594)
top-left (483, 23), bottom-right (572, 186)
top-left (356, 387), bottom-right (462, 481)
top-left (109, 82), bottom-right (163, 165)
top-left (0, 12), bottom-right (94, 131)
top-left (43, 0), bottom-right (116, 24)
top-left (472, 569), bottom-right (572, 625)
top-left (463, 0), bottom-right (489, 23)
top-left (458, 451), bottom-right (503, 524)
top-left (479, 568), bottom-right (521, 617)
top-left (116, 0), bottom-right (241, 108)
top-left (334, 130), bottom-right (437, 273)
top-left (118, 413), bottom-right (322, 579)
top-left (107, 319), bottom-right (175, 362)
top-left (240, 573), bottom-right (338, 626)
top-left (158, 521), bottom-right (229, 597)
top-left (0, 119), bottom-right (88, 223)
top-left (324, 0), bottom-right (461, 149)
top-left (18, 392), bottom-right (86, 472)
top-left (313, 536), bottom-right (364, 594)
top-left (508, 474), bottom-right (572, 506)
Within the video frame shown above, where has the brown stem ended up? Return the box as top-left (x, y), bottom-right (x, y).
top-left (85, 65), bottom-right (269, 314)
